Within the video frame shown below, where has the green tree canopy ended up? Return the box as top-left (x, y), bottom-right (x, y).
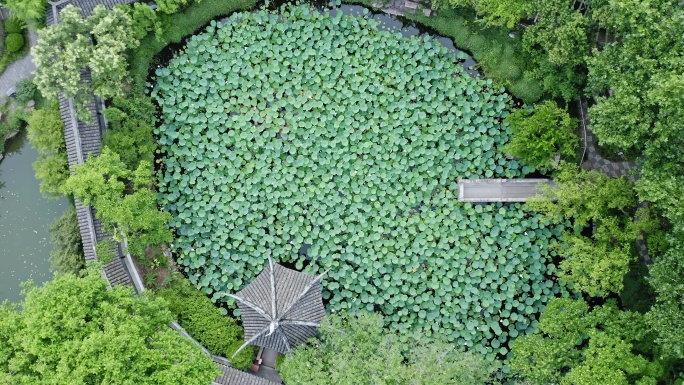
top-left (48, 207), bottom-right (85, 275)
top-left (0, 270), bottom-right (219, 385)
top-left (32, 5), bottom-right (139, 120)
top-left (103, 96), bottom-right (158, 171)
top-left (26, 105), bottom-right (70, 199)
top-left (586, 0), bottom-right (684, 233)
top-left (431, 0), bottom-right (592, 99)
top-left (647, 235), bottom-right (684, 359)
top-left (3, 0), bottom-right (46, 23)
top-left (62, 147), bottom-right (172, 259)
top-left (280, 312), bottom-right (493, 385)
top-left (528, 164), bottom-right (655, 296)
top-left (529, 164), bottom-right (635, 229)
top-left (510, 297), bottom-right (664, 385)
top-left (504, 101), bottom-right (579, 172)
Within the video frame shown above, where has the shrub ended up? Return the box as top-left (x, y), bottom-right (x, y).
top-left (504, 101), bottom-right (579, 172)
top-left (15, 78), bottom-right (38, 103)
top-left (3, 0), bottom-right (47, 23)
top-left (5, 33), bottom-right (24, 53)
top-left (280, 312), bottom-right (494, 385)
top-left (3, 17), bottom-right (26, 34)
top-left (103, 96), bottom-right (157, 171)
top-left (48, 207), bottom-right (85, 274)
top-left (26, 105), bottom-right (70, 198)
top-left (157, 277), bottom-right (256, 370)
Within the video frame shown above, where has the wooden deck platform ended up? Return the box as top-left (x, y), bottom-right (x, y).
top-left (457, 179), bottom-right (556, 202)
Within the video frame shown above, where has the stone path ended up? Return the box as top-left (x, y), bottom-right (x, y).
top-left (578, 99), bottom-right (638, 179)
top-left (371, 0), bottom-right (433, 17)
top-left (577, 99), bottom-right (650, 262)
top-left (254, 348), bottom-right (283, 384)
top-left (0, 30), bottom-right (38, 96)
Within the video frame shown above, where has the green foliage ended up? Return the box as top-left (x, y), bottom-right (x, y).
top-left (156, 0), bottom-right (198, 14)
top-left (103, 96), bottom-right (158, 171)
top-left (529, 164), bottom-right (635, 229)
top-left (5, 33), bottom-right (24, 53)
top-left (26, 105), bottom-right (70, 199)
top-left (26, 105), bottom-right (64, 154)
top-left (62, 147), bottom-right (173, 259)
top-left (3, 17), bottom-right (26, 34)
top-left (504, 101), bottom-right (579, 172)
top-left (586, 0), bottom-right (684, 235)
top-left (401, 7), bottom-right (543, 103)
top-left (14, 78), bottom-right (37, 103)
top-left (48, 206), bottom-right (85, 274)
top-left (621, 250), bottom-right (656, 314)
top-left (647, 235), bottom-right (684, 359)
top-left (33, 152), bottom-right (70, 200)
top-left (0, 107), bottom-right (25, 153)
top-left (33, 5), bottom-right (139, 120)
top-left (3, 0), bottom-right (46, 23)
top-left (157, 276), bottom-right (256, 370)
top-left (510, 297), bottom-right (664, 385)
top-left (280, 312), bottom-right (493, 385)
top-left (130, 0), bottom-right (258, 91)
top-left (433, 0), bottom-right (531, 29)
top-left (557, 227), bottom-right (633, 297)
top-left (426, 0), bottom-right (589, 99)
top-left (123, 2), bottom-right (161, 41)
top-left (154, 6), bottom-right (565, 364)
top-left (529, 164), bottom-right (643, 296)
top-left (521, 0), bottom-right (591, 100)
top-left (0, 270), bottom-right (219, 385)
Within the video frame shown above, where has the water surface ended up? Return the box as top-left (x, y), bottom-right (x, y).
top-left (0, 130), bottom-right (67, 303)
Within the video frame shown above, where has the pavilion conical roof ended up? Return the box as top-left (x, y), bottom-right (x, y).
top-left (227, 255), bottom-right (327, 354)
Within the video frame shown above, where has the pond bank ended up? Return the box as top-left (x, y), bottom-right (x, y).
top-left (0, 130), bottom-right (67, 303)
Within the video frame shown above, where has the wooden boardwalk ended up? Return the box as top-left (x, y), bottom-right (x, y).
top-left (457, 179), bottom-right (556, 202)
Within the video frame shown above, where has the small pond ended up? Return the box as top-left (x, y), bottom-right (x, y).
top-left (0, 131), bottom-right (67, 303)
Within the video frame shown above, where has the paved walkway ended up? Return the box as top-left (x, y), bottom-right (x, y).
top-left (578, 99), bottom-right (637, 179)
top-left (0, 30), bottom-right (38, 96)
top-left (254, 348), bottom-right (282, 383)
top-left (577, 99), bottom-right (650, 262)
top-left (371, 0), bottom-right (433, 16)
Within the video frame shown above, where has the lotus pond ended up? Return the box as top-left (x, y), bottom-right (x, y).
top-left (154, 5), bottom-right (564, 363)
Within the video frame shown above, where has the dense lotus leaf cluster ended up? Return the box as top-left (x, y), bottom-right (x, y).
top-left (154, 5), bottom-right (562, 361)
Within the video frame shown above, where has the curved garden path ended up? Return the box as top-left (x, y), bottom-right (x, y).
top-left (578, 98), bottom-right (638, 179)
top-left (577, 98), bottom-right (650, 262)
top-left (0, 30), bottom-right (38, 96)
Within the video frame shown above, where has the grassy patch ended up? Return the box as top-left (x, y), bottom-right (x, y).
top-left (130, 0), bottom-right (258, 91)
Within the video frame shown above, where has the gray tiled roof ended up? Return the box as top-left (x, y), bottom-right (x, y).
top-left (59, 79), bottom-right (132, 287)
top-left (51, 3), bottom-right (136, 288)
top-left (233, 261), bottom-right (326, 353)
top-left (47, 0), bottom-right (138, 25)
